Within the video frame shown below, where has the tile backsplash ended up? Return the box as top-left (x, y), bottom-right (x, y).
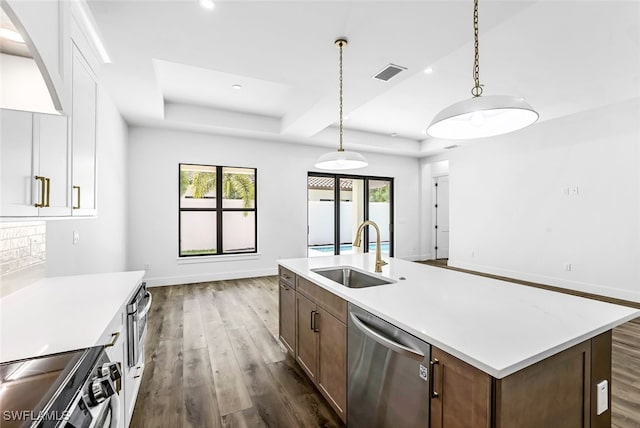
top-left (0, 221), bottom-right (46, 296)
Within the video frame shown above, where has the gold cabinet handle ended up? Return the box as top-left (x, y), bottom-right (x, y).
top-left (106, 331), bottom-right (120, 347)
top-left (73, 185), bottom-right (81, 209)
top-left (34, 176), bottom-right (46, 207)
top-left (45, 177), bottom-right (50, 207)
top-left (133, 364), bottom-right (145, 378)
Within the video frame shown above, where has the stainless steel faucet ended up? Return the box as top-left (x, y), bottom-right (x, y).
top-left (354, 220), bottom-right (388, 273)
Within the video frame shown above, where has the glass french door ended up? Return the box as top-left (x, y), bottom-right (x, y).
top-left (308, 172), bottom-right (393, 257)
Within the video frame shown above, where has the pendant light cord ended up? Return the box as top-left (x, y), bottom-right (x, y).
top-left (338, 40), bottom-right (345, 152)
top-left (472, 0), bottom-right (483, 97)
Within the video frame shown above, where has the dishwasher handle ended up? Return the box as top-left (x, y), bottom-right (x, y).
top-left (349, 312), bottom-right (424, 361)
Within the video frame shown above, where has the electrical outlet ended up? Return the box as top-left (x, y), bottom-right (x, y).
top-left (565, 263), bottom-right (572, 272)
top-left (596, 380), bottom-right (608, 415)
top-left (73, 231), bottom-right (80, 245)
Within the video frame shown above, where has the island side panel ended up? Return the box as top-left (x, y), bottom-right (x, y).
top-left (495, 339), bottom-right (592, 428)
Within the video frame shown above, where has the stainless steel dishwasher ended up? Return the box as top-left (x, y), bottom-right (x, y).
top-left (348, 303), bottom-right (431, 427)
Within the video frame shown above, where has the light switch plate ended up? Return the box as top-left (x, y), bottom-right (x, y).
top-left (596, 380), bottom-right (608, 415)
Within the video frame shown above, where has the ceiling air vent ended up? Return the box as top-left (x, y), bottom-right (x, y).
top-left (372, 64), bottom-right (407, 82)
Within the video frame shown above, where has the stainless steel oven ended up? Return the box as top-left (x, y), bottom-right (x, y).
top-left (0, 347), bottom-right (121, 428)
top-left (127, 282), bottom-right (152, 368)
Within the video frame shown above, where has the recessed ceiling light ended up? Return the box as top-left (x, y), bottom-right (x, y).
top-left (0, 28), bottom-right (25, 44)
top-left (424, 67), bottom-right (434, 74)
top-left (232, 84), bottom-right (242, 90)
top-left (199, 0), bottom-right (215, 10)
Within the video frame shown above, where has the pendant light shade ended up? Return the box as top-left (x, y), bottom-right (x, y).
top-left (428, 95), bottom-right (539, 139)
top-left (314, 150), bottom-right (368, 170)
top-left (427, 0), bottom-right (538, 140)
top-left (315, 39), bottom-right (368, 170)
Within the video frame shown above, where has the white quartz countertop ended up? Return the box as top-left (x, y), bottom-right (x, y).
top-left (0, 271), bottom-right (145, 363)
top-left (278, 254), bottom-right (640, 379)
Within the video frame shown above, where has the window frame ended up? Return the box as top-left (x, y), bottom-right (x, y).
top-left (179, 163), bottom-right (257, 257)
top-left (307, 171), bottom-right (394, 257)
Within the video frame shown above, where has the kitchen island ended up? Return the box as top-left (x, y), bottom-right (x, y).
top-left (278, 254), bottom-right (640, 427)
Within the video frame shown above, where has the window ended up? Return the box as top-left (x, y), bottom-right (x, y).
top-left (179, 164), bottom-right (256, 256)
top-left (307, 172), bottom-right (393, 257)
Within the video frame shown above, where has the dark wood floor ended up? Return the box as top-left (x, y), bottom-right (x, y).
top-left (130, 277), bottom-right (344, 428)
top-left (131, 275), bottom-right (640, 428)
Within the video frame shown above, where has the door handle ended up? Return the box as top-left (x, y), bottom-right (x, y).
top-left (430, 358), bottom-right (440, 398)
top-left (44, 177), bottom-right (50, 207)
top-left (73, 185), bottom-right (81, 209)
top-left (34, 176), bottom-right (46, 207)
top-left (349, 312), bottom-right (424, 361)
top-left (135, 293), bottom-right (153, 321)
top-left (105, 332), bottom-right (120, 347)
top-left (313, 311), bottom-right (319, 332)
top-left (310, 310), bottom-right (316, 331)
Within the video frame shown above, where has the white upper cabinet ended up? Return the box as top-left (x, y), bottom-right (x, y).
top-left (37, 114), bottom-right (72, 216)
top-left (1, 1), bottom-right (102, 219)
top-left (0, 109), bottom-right (71, 217)
top-left (0, 109), bottom-right (37, 217)
top-left (71, 44), bottom-right (97, 216)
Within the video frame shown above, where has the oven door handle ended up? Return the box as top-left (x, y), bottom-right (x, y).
top-left (135, 292), bottom-right (153, 321)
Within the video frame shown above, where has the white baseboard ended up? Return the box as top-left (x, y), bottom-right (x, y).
top-left (400, 253), bottom-right (432, 262)
top-left (143, 267), bottom-right (278, 287)
top-left (448, 259), bottom-right (640, 304)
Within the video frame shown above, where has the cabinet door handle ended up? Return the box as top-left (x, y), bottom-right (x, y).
top-left (73, 185), bottom-right (81, 209)
top-left (313, 311), bottom-right (320, 332)
top-left (430, 358), bottom-right (440, 398)
top-left (310, 310), bottom-right (316, 331)
top-left (105, 332), bottom-right (120, 347)
top-left (133, 363), bottom-right (145, 378)
top-left (44, 177), bottom-right (50, 207)
top-left (34, 176), bottom-right (46, 207)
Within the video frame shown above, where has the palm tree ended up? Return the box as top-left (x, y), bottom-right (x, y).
top-left (180, 169), bottom-right (254, 211)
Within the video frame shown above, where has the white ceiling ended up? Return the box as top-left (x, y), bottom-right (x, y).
top-left (87, 0), bottom-right (640, 157)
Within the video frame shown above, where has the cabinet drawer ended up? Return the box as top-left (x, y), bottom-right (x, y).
top-left (279, 266), bottom-right (296, 288)
top-left (297, 276), bottom-right (347, 323)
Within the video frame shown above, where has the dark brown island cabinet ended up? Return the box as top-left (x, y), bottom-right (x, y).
top-left (278, 265), bottom-right (613, 428)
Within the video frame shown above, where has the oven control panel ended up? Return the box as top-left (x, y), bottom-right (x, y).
top-left (66, 349), bottom-right (122, 428)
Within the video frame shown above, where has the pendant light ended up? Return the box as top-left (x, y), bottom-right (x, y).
top-left (427, 0), bottom-right (538, 139)
top-left (315, 39), bottom-right (368, 170)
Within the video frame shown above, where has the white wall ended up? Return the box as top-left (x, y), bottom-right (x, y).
top-left (421, 98), bottom-right (640, 303)
top-left (127, 127), bottom-right (422, 286)
top-left (46, 87), bottom-right (128, 275)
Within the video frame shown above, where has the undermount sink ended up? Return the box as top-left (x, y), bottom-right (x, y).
top-left (311, 266), bottom-right (395, 288)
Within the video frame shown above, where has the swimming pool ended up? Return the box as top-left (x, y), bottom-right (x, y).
top-left (309, 242), bottom-right (390, 253)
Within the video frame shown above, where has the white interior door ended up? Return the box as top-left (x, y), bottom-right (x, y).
top-left (435, 176), bottom-right (449, 259)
